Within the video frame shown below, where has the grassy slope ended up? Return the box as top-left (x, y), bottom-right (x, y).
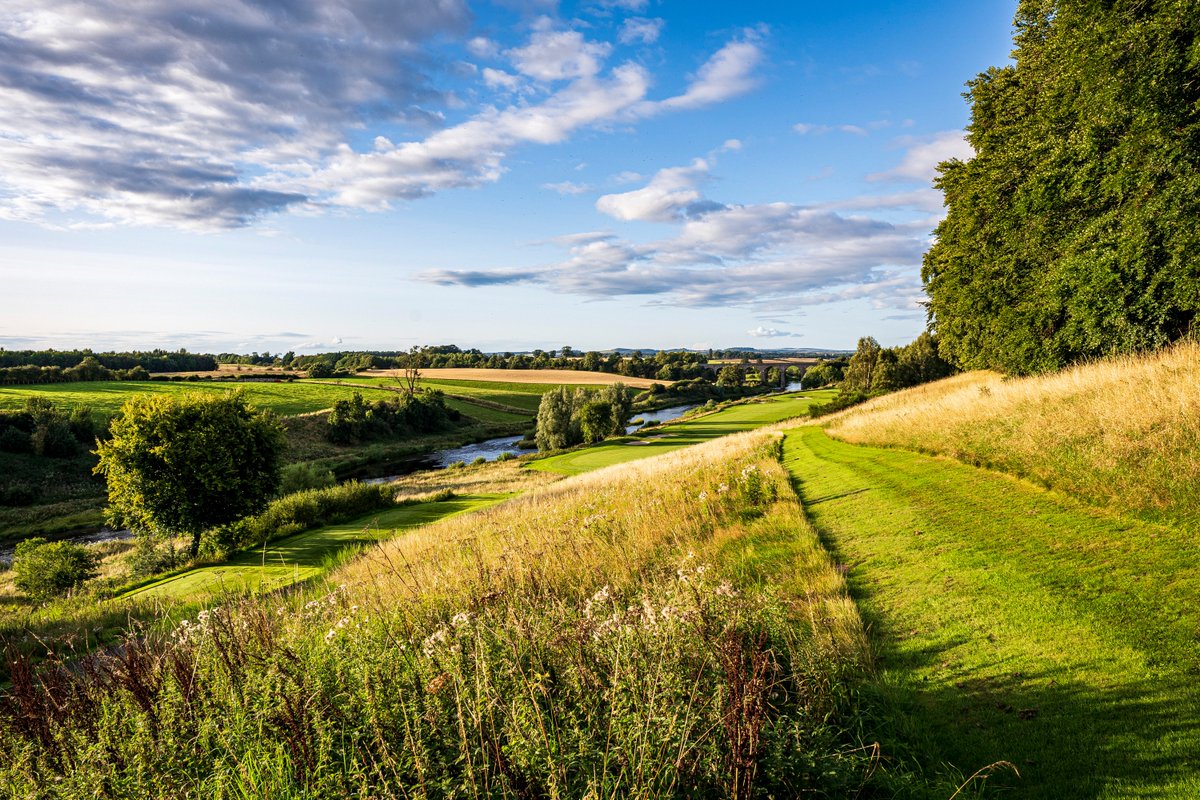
top-left (121, 494), bottom-right (511, 602)
top-left (823, 341), bottom-right (1200, 531)
top-left (531, 389), bottom-right (837, 475)
top-left (782, 425), bottom-right (1200, 799)
top-left (0, 428), bottom-right (882, 797)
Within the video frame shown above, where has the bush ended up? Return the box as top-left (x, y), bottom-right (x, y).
top-left (12, 538), bottom-right (99, 599)
top-left (211, 481), bottom-right (395, 554)
top-left (0, 427), bottom-right (32, 454)
top-left (278, 463), bottom-right (337, 495)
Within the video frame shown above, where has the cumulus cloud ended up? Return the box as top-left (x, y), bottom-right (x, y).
top-left (0, 0), bottom-right (472, 229)
top-left (0, 7), bottom-right (765, 230)
top-left (507, 26), bottom-right (612, 81)
top-left (870, 131), bottom-right (973, 183)
top-left (482, 68), bottom-right (523, 90)
top-left (595, 159), bottom-right (719, 222)
top-left (747, 326), bottom-right (796, 338)
top-left (619, 17), bottom-right (665, 45)
top-left (417, 143), bottom-right (938, 311)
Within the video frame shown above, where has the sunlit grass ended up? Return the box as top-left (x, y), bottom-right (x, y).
top-left (0, 426), bottom-right (886, 798)
top-left (823, 340), bottom-right (1200, 529)
top-left (783, 425), bottom-right (1200, 798)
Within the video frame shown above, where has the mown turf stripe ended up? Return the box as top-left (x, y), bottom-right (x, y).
top-left (782, 426), bottom-right (1200, 799)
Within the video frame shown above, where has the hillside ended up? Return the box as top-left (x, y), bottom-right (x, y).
top-left (0, 425), bottom-right (895, 797)
top-left (822, 341), bottom-right (1200, 530)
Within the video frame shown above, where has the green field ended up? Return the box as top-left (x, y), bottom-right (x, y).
top-left (122, 493), bottom-right (511, 602)
top-left (531, 389), bottom-right (837, 475)
top-left (347, 376), bottom-right (581, 412)
top-left (0, 380), bottom-right (396, 418)
top-left (782, 426), bottom-right (1200, 798)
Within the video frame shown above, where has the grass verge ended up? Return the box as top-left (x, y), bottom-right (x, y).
top-left (782, 425), bottom-right (1200, 798)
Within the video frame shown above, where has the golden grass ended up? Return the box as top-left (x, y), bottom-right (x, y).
top-left (824, 340), bottom-right (1200, 526)
top-left (384, 457), bottom-right (561, 500)
top-left (364, 367), bottom-right (669, 387)
top-left (334, 425), bottom-right (868, 663)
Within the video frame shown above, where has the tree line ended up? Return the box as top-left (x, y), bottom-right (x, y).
top-left (924, 0), bottom-right (1200, 374)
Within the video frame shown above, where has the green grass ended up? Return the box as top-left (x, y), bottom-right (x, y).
top-left (347, 376), bottom-right (576, 411)
top-left (781, 425), bottom-right (1200, 798)
top-left (531, 389), bottom-right (838, 475)
top-left (439, 396), bottom-right (532, 424)
top-left (0, 380), bottom-right (399, 418)
top-left (121, 494), bottom-right (511, 602)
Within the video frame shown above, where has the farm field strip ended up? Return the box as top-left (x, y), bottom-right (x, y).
top-left (781, 426), bottom-right (1200, 798)
top-left (0, 380), bottom-right (397, 418)
top-left (531, 389), bottom-right (838, 475)
top-left (364, 367), bottom-right (667, 387)
top-left (121, 494), bottom-right (511, 602)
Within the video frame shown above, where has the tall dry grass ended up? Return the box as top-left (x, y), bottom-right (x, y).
top-left (824, 340), bottom-right (1200, 526)
top-left (0, 426), bottom-right (876, 798)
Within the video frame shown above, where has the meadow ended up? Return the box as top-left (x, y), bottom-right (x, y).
top-left (0, 425), bottom-right (902, 798)
top-left (822, 340), bottom-right (1200, 531)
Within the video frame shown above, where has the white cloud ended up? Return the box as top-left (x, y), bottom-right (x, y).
top-left (482, 68), bottom-right (523, 90)
top-left (839, 124), bottom-right (868, 136)
top-left (420, 152), bottom-right (929, 311)
top-left (721, 139), bottom-right (743, 152)
top-left (467, 37), bottom-right (500, 58)
top-left (507, 26), bottom-right (612, 81)
top-left (793, 123), bottom-right (831, 135)
top-left (596, 0), bottom-right (648, 10)
top-left (612, 170), bottom-right (645, 184)
top-left (870, 131), bottom-right (973, 183)
top-left (595, 159), bottom-right (716, 222)
top-left (543, 181), bottom-right (593, 195)
top-left (747, 326), bottom-right (796, 338)
top-left (618, 17), bottom-right (665, 45)
top-left (653, 34), bottom-right (763, 112)
top-left (0, 8), bottom-right (767, 230)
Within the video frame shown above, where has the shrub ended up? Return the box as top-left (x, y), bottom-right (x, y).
top-left (212, 481), bottom-right (394, 553)
top-left (12, 538), bottom-right (99, 599)
top-left (0, 427), bottom-right (32, 454)
top-left (278, 463), bottom-right (336, 495)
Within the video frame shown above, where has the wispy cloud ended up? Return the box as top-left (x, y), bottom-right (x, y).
top-left (543, 181), bottom-right (593, 195)
top-left (0, 8), bottom-right (766, 230)
top-left (419, 139), bottom-right (948, 312)
top-left (619, 17), bottom-right (665, 45)
top-left (870, 131), bottom-right (973, 183)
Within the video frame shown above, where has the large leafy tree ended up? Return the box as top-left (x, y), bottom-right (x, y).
top-left (924, 0), bottom-right (1200, 374)
top-left (95, 392), bottom-right (285, 557)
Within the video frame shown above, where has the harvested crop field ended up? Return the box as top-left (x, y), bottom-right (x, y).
top-left (363, 367), bottom-right (668, 388)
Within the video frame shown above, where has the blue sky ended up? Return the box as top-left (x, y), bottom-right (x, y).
top-left (0, 0), bottom-right (1016, 354)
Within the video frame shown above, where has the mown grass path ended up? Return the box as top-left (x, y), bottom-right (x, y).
top-left (120, 494), bottom-right (510, 602)
top-left (782, 426), bottom-right (1200, 799)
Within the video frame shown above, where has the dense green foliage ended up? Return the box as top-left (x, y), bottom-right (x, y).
top-left (534, 383), bottom-right (634, 450)
top-left (95, 392), bottom-right (285, 557)
top-left (924, 0), bottom-right (1200, 374)
top-left (806, 334), bottom-right (955, 417)
top-left (11, 537), bottom-right (99, 599)
top-left (0, 397), bottom-right (101, 459)
top-left (213, 481), bottom-right (396, 554)
top-left (325, 390), bottom-right (458, 444)
top-left (0, 350), bottom-right (215, 384)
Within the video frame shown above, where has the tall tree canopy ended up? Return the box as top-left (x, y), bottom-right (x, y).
top-left (924, 0), bottom-right (1200, 374)
top-left (95, 392), bottom-right (284, 557)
